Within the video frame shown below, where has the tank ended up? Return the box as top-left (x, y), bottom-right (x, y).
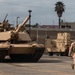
top-left (0, 15), bottom-right (45, 62)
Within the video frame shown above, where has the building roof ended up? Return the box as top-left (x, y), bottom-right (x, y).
top-left (40, 25), bottom-right (58, 28)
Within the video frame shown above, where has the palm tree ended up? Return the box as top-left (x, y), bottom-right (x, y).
top-left (55, 1), bottom-right (65, 28)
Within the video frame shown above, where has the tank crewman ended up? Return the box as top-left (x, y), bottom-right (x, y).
top-left (69, 41), bottom-right (75, 69)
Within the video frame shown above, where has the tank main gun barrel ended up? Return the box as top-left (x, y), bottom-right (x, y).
top-left (3, 14), bottom-right (8, 23)
top-left (14, 16), bottom-right (30, 34)
top-left (0, 14), bottom-right (8, 28)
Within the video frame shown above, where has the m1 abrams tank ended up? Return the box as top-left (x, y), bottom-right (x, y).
top-left (0, 14), bottom-right (45, 62)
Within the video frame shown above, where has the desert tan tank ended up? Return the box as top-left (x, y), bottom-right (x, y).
top-left (0, 15), bottom-right (45, 62)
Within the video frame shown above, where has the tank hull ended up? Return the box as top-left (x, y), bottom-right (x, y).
top-left (0, 43), bottom-right (45, 62)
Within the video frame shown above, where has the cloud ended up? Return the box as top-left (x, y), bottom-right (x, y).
top-left (0, 0), bottom-right (75, 25)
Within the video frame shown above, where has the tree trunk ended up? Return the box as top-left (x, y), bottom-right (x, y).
top-left (59, 17), bottom-right (61, 28)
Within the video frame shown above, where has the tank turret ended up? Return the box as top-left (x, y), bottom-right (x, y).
top-left (10, 16), bottom-right (31, 42)
top-left (0, 14), bottom-right (45, 62)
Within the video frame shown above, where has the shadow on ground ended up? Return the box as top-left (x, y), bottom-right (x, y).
top-left (1, 58), bottom-right (62, 63)
top-left (38, 59), bottom-right (62, 63)
top-left (0, 55), bottom-right (62, 63)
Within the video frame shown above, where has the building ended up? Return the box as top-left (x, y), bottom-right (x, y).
top-left (61, 21), bottom-right (75, 29)
top-left (39, 21), bottom-right (75, 29)
top-left (39, 25), bottom-right (58, 28)
top-left (26, 21), bottom-right (75, 44)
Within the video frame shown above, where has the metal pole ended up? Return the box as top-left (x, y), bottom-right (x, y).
top-left (37, 28), bottom-right (38, 43)
top-left (28, 10), bottom-right (32, 36)
top-left (16, 17), bottom-right (20, 27)
top-left (59, 17), bottom-right (61, 28)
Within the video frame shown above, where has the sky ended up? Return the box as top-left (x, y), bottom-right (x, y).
top-left (0, 0), bottom-right (75, 26)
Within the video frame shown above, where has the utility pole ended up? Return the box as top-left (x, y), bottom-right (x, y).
top-left (16, 16), bottom-right (20, 27)
top-left (28, 10), bottom-right (32, 36)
